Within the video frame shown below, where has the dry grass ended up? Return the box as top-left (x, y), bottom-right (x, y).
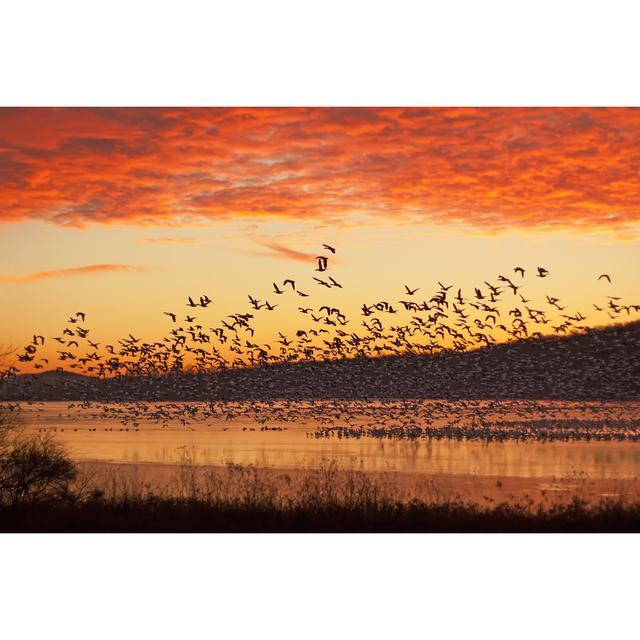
top-left (1, 456), bottom-right (640, 532)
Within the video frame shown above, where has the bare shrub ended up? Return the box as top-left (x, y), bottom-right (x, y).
top-left (0, 346), bottom-right (78, 506)
top-left (0, 433), bottom-right (77, 506)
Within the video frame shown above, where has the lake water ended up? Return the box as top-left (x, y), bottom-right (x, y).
top-left (14, 400), bottom-right (640, 480)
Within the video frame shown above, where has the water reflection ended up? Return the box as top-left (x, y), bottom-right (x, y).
top-left (16, 401), bottom-right (640, 479)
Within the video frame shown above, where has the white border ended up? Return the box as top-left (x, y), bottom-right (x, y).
top-left (2, 1), bottom-right (639, 638)
top-left (1, 534), bottom-right (638, 640)
top-left (2, 0), bottom-right (640, 106)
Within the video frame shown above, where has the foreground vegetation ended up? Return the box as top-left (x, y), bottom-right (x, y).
top-left (3, 492), bottom-right (640, 532)
top-left (1, 400), bottom-right (76, 507)
top-left (1, 457), bottom-right (640, 532)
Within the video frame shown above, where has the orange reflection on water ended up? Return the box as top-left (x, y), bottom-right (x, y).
top-left (17, 401), bottom-right (640, 479)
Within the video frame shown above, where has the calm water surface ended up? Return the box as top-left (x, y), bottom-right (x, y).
top-left (16, 400), bottom-right (640, 479)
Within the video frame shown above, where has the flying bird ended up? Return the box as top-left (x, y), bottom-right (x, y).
top-left (598, 274), bottom-right (612, 283)
top-left (313, 277), bottom-right (331, 288)
top-left (315, 256), bottom-right (328, 272)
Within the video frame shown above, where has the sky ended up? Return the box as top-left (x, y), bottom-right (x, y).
top-left (1, 107), bottom-right (639, 371)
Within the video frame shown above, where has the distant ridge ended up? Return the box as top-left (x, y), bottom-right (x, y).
top-left (2, 321), bottom-right (640, 401)
top-left (25, 370), bottom-right (88, 380)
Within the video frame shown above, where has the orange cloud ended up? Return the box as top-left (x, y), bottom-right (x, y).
top-left (0, 264), bottom-right (150, 283)
top-left (2, 108), bottom-right (640, 233)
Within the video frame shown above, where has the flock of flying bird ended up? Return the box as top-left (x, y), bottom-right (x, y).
top-left (18, 397), bottom-right (640, 444)
top-left (4, 243), bottom-right (640, 385)
top-left (3, 243), bottom-right (640, 444)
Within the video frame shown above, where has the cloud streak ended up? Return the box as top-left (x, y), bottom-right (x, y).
top-left (137, 236), bottom-right (201, 245)
top-left (0, 264), bottom-right (150, 283)
top-left (2, 108), bottom-right (640, 233)
top-left (251, 240), bottom-right (318, 263)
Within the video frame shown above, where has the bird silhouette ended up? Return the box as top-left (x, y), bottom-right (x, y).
top-left (315, 256), bottom-right (328, 272)
top-left (9, 238), bottom-right (640, 439)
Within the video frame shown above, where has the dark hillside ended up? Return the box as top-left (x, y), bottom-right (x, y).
top-left (2, 321), bottom-right (639, 401)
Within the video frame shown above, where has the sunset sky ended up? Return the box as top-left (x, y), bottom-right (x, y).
top-left (2, 107), bottom-right (640, 370)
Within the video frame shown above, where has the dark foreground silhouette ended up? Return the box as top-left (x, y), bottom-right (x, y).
top-left (2, 498), bottom-right (640, 533)
top-left (2, 445), bottom-right (638, 532)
